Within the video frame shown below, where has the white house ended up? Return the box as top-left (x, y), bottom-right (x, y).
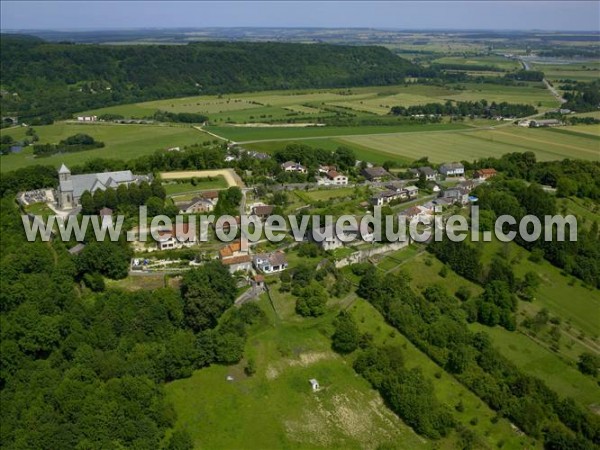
top-left (417, 166), bottom-right (438, 181)
top-left (253, 251), bottom-right (288, 273)
top-left (439, 162), bottom-right (465, 177)
top-left (156, 223), bottom-right (197, 250)
top-left (309, 379), bottom-right (320, 392)
top-left (317, 170), bottom-right (348, 186)
top-left (281, 161), bottom-right (307, 173)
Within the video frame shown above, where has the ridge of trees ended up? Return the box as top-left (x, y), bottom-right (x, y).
top-left (356, 268), bottom-right (600, 448)
top-left (0, 37), bottom-right (419, 121)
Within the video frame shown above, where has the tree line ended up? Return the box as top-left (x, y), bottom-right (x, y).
top-left (356, 268), bottom-right (600, 449)
top-left (390, 99), bottom-right (537, 118)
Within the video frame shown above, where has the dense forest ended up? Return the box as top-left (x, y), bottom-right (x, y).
top-left (0, 36), bottom-right (419, 121)
top-left (0, 197), bottom-right (264, 448)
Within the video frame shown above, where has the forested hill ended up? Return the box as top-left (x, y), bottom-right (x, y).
top-left (0, 36), bottom-right (419, 121)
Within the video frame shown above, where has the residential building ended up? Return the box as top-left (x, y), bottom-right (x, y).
top-left (442, 187), bottom-right (470, 205)
top-left (253, 251), bottom-right (288, 273)
top-left (404, 185), bottom-right (419, 198)
top-left (179, 197), bottom-right (216, 214)
top-left (281, 161), bottom-right (307, 173)
top-left (317, 170), bottom-right (348, 186)
top-left (156, 223), bottom-right (197, 251)
top-left (56, 164), bottom-right (150, 210)
top-left (219, 241), bottom-right (252, 273)
top-left (417, 166), bottom-right (437, 181)
top-left (252, 205), bottom-right (274, 221)
top-left (361, 166), bottom-right (390, 181)
top-left (439, 162), bottom-right (465, 177)
top-left (473, 168), bottom-right (497, 180)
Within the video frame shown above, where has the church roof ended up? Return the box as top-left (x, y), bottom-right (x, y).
top-left (58, 163), bottom-right (71, 174)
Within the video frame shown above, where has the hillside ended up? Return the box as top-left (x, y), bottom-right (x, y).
top-left (0, 37), bottom-right (419, 121)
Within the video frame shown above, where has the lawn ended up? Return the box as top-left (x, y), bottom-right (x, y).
top-left (303, 187), bottom-right (360, 202)
top-left (163, 176), bottom-right (228, 196)
top-left (0, 122), bottom-right (204, 172)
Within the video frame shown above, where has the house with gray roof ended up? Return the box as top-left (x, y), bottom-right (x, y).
top-left (439, 162), bottom-right (465, 177)
top-left (56, 164), bottom-right (150, 210)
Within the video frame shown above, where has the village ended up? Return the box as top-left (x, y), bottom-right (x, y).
top-left (17, 150), bottom-right (498, 302)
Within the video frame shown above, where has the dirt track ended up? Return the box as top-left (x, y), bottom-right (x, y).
top-left (159, 169), bottom-right (245, 188)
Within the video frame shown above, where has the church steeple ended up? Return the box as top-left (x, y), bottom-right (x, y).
top-left (58, 163), bottom-right (71, 181)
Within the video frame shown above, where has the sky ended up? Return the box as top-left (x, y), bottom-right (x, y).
top-left (1, 1), bottom-right (599, 32)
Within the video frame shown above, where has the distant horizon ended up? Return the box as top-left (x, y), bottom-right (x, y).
top-left (3, 26), bottom-right (600, 34)
top-left (2, 1), bottom-right (599, 32)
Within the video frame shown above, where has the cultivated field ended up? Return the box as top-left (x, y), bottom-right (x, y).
top-left (340, 126), bottom-right (600, 163)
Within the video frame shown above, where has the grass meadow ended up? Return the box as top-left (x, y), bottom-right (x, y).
top-left (0, 123), bottom-right (204, 172)
top-left (403, 237), bottom-right (600, 412)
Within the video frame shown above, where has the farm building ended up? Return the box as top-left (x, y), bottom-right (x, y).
top-left (529, 119), bottom-right (562, 128)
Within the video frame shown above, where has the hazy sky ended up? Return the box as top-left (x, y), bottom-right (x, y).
top-left (1, 1), bottom-right (599, 32)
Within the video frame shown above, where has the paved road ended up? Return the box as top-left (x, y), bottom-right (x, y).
top-left (519, 57), bottom-right (566, 105)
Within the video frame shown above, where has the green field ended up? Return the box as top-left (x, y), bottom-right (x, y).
top-left (431, 55), bottom-right (522, 71)
top-left (79, 81), bottom-right (559, 125)
top-left (531, 60), bottom-right (600, 83)
top-left (165, 292), bottom-right (430, 450)
top-left (340, 126), bottom-right (600, 163)
top-left (205, 123), bottom-right (469, 142)
top-left (0, 123), bottom-right (204, 172)
top-left (166, 280), bottom-right (530, 450)
top-left (163, 176), bottom-right (228, 197)
top-left (397, 247), bottom-right (600, 411)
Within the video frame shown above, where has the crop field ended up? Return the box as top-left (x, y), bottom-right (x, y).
top-left (205, 122), bottom-right (469, 142)
top-left (430, 55), bottom-right (522, 71)
top-left (79, 80), bottom-right (559, 126)
top-left (530, 60), bottom-right (600, 83)
top-left (341, 125), bottom-right (600, 163)
top-left (0, 123), bottom-right (204, 172)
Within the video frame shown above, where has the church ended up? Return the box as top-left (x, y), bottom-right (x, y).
top-left (57, 164), bottom-right (150, 209)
